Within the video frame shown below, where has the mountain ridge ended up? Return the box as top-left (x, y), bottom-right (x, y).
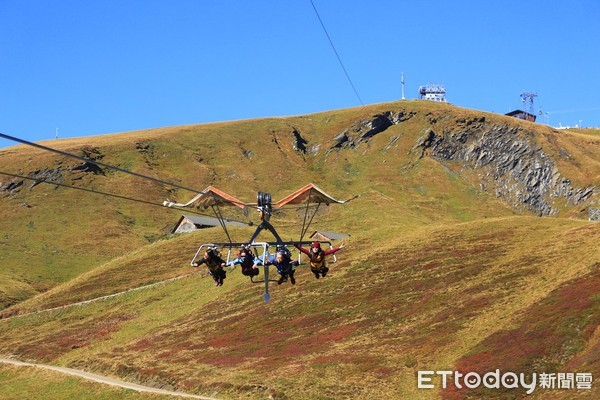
top-left (0, 100), bottom-right (599, 399)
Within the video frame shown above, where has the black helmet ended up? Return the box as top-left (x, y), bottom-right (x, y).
top-left (276, 245), bottom-right (291, 258)
top-left (206, 247), bottom-right (220, 257)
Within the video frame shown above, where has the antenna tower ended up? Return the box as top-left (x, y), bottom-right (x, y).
top-left (520, 92), bottom-right (538, 115)
top-left (401, 72), bottom-right (406, 100)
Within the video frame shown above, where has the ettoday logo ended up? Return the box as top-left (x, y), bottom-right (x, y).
top-left (418, 370), bottom-right (593, 394)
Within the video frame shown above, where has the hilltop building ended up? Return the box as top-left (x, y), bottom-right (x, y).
top-left (171, 214), bottom-right (245, 234)
top-left (419, 84), bottom-right (447, 102)
top-left (505, 92), bottom-right (538, 122)
top-left (505, 109), bottom-right (537, 122)
top-left (309, 230), bottom-right (350, 242)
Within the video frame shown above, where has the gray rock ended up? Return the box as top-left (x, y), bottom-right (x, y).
top-left (416, 121), bottom-right (596, 216)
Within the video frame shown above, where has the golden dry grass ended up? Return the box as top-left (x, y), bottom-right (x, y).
top-left (0, 101), bottom-right (598, 399)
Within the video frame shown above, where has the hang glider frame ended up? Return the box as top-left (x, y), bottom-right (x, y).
top-left (192, 240), bottom-right (336, 302)
top-left (166, 183), bottom-right (352, 301)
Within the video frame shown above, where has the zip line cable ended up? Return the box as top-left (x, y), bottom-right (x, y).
top-left (0, 132), bottom-right (347, 231)
top-left (0, 132), bottom-right (247, 208)
top-left (0, 132), bottom-right (348, 212)
top-left (309, 0), bottom-right (364, 106)
top-left (0, 132), bottom-right (201, 193)
top-left (0, 170), bottom-right (249, 224)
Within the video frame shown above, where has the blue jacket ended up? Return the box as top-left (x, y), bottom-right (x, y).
top-left (227, 255), bottom-right (263, 268)
top-left (266, 253), bottom-right (297, 275)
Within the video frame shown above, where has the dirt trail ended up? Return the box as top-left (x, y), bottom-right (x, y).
top-left (0, 357), bottom-right (218, 399)
top-left (0, 274), bottom-right (190, 321)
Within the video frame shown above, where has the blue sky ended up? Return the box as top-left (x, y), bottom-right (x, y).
top-left (1, 0), bottom-right (599, 149)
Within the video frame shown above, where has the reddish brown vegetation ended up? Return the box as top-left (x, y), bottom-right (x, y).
top-left (444, 268), bottom-right (600, 399)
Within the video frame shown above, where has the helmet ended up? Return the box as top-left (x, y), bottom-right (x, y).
top-left (206, 247), bottom-right (219, 256)
top-left (276, 245), bottom-right (291, 258)
top-left (311, 241), bottom-right (321, 249)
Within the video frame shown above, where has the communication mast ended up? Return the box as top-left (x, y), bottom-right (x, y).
top-left (520, 92), bottom-right (538, 115)
top-left (401, 72), bottom-right (406, 100)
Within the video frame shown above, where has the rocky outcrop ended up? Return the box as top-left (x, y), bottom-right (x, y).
top-left (28, 168), bottom-right (65, 188)
top-left (291, 128), bottom-right (308, 154)
top-left (0, 179), bottom-right (23, 194)
top-left (288, 127), bottom-right (320, 156)
top-left (415, 119), bottom-right (596, 215)
top-left (0, 167), bottom-right (65, 196)
top-left (0, 147), bottom-right (107, 196)
top-left (332, 110), bottom-right (416, 150)
top-left (68, 146), bottom-right (105, 175)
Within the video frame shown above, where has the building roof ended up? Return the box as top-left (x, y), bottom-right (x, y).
top-left (183, 214), bottom-right (246, 227)
top-left (171, 214), bottom-right (247, 234)
top-left (505, 109), bottom-right (537, 121)
top-left (163, 186), bottom-right (246, 209)
top-left (309, 230), bottom-right (350, 240)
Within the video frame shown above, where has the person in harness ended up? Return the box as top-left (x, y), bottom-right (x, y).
top-left (266, 245), bottom-right (298, 285)
top-left (295, 241), bottom-right (340, 279)
top-left (192, 248), bottom-right (227, 286)
top-left (227, 244), bottom-right (262, 278)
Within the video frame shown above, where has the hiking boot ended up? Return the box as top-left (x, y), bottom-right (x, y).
top-left (313, 272), bottom-right (320, 279)
top-left (290, 275), bottom-right (296, 285)
top-left (322, 267), bottom-right (329, 278)
top-left (278, 276), bottom-right (285, 285)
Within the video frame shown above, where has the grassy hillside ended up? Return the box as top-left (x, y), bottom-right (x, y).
top-left (0, 217), bottom-right (598, 399)
top-left (0, 101), bottom-right (514, 307)
top-left (0, 100), bottom-right (599, 399)
top-left (0, 364), bottom-right (177, 400)
top-left (566, 128), bottom-right (600, 137)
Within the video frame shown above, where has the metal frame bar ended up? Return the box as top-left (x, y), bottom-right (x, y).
top-left (210, 204), bottom-right (233, 244)
top-left (191, 240), bottom-right (336, 302)
top-left (300, 203), bottom-right (321, 242)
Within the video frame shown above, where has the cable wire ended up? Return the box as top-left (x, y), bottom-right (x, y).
top-left (309, 0), bottom-right (364, 106)
top-left (0, 132), bottom-right (249, 208)
top-left (0, 170), bottom-right (250, 224)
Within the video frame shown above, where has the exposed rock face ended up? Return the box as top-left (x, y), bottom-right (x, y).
top-left (0, 179), bottom-right (23, 194)
top-left (415, 119), bottom-right (595, 215)
top-left (0, 167), bottom-right (65, 196)
top-left (332, 111), bottom-right (416, 150)
top-left (291, 128), bottom-right (308, 154)
top-left (70, 146), bottom-right (105, 175)
top-left (0, 146), bottom-right (106, 196)
top-left (241, 148), bottom-right (254, 159)
top-left (28, 168), bottom-right (65, 188)
top-left (317, 110), bottom-right (596, 216)
top-left (289, 127), bottom-right (320, 156)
